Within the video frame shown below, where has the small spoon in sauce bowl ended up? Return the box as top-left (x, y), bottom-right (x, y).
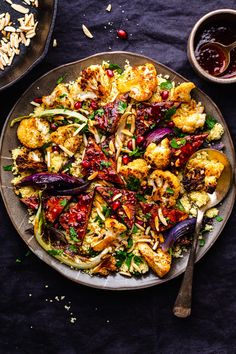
top-left (197, 41), bottom-right (236, 76)
top-left (173, 149), bottom-right (232, 318)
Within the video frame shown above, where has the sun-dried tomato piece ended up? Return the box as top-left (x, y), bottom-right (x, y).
top-left (140, 202), bottom-right (187, 232)
top-left (96, 186), bottom-right (136, 229)
top-left (171, 133), bottom-right (208, 168)
top-left (43, 195), bottom-right (71, 223)
top-left (59, 192), bottom-right (94, 241)
top-left (82, 138), bottom-right (124, 185)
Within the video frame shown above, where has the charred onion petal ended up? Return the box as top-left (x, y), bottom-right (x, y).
top-left (17, 172), bottom-right (87, 188)
top-left (48, 181), bottom-right (91, 195)
top-left (45, 225), bottom-right (68, 244)
top-left (34, 191), bottom-right (111, 269)
top-left (202, 141), bottom-right (225, 150)
top-left (145, 127), bottom-right (173, 147)
top-left (161, 218), bottom-right (196, 252)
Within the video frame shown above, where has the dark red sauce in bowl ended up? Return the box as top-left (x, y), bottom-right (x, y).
top-left (194, 22), bottom-right (236, 78)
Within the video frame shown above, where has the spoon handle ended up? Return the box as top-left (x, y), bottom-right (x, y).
top-left (173, 209), bottom-right (204, 318)
top-left (227, 40), bottom-right (236, 52)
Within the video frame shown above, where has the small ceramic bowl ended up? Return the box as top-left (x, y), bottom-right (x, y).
top-left (188, 9), bottom-right (236, 84)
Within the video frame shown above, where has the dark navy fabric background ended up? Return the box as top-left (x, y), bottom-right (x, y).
top-left (0, 1), bottom-right (236, 353)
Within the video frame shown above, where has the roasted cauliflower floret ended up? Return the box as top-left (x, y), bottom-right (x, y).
top-left (91, 218), bottom-right (127, 251)
top-left (120, 158), bottom-right (150, 181)
top-left (172, 100), bottom-right (206, 133)
top-left (138, 243), bottom-right (171, 277)
top-left (17, 117), bottom-right (50, 149)
top-left (189, 191), bottom-right (210, 208)
top-left (184, 151), bottom-right (224, 192)
top-left (12, 146), bottom-right (46, 173)
top-left (170, 82), bottom-right (195, 102)
top-left (50, 125), bottom-right (83, 154)
top-left (42, 83), bottom-right (74, 109)
top-left (148, 170), bottom-right (180, 207)
top-left (144, 138), bottom-right (171, 169)
top-left (207, 123), bottom-right (224, 141)
top-left (46, 148), bottom-right (68, 173)
top-left (77, 64), bottom-right (113, 100)
top-left (117, 63), bottom-right (157, 101)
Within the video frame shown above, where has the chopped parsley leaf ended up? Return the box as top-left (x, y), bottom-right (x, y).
top-left (133, 255), bottom-right (143, 265)
top-left (102, 206), bottom-right (112, 218)
top-left (47, 249), bottom-right (63, 256)
top-left (60, 199), bottom-right (68, 207)
top-left (136, 194), bottom-right (147, 202)
top-left (170, 138), bottom-right (186, 148)
top-left (205, 114), bottom-right (217, 130)
top-left (128, 147), bottom-right (144, 157)
top-left (69, 244), bottom-right (78, 253)
top-left (127, 238), bottom-right (133, 248)
top-left (199, 239), bottom-right (205, 247)
top-left (166, 187), bottom-right (174, 195)
top-left (145, 213), bottom-right (151, 219)
top-left (115, 250), bottom-right (127, 268)
top-left (108, 63), bottom-right (123, 74)
top-left (102, 147), bottom-right (109, 156)
top-left (169, 248), bottom-right (173, 256)
top-left (3, 164), bottom-right (12, 171)
top-left (215, 216), bottom-right (223, 222)
top-left (100, 160), bottom-right (112, 169)
top-left (95, 108), bottom-right (104, 116)
top-left (160, 80), bottom-right (173, 90)
top-left (176, 200), bottom-right (185, 212)
top-left (132, 225), bottom-right (138, 234)
top-left (125, 253), bottom-right (133, 269)
top-left (56, 75), bottom-right (66, 84)
top-left (16, 258), bottom-right (21, 263)
top-left (118, 101), bottom-right (128, 114)
top-left (164, 106), bottom-right (176, 121)
top-left (69, 227), bottom-right (79, 242)
top-left (126, 176), bottom-right (141, 191)
top-left (59, 93), bottom-right (67, 99)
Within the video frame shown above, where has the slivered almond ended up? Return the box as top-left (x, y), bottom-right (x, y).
top-left (113, 193), bottom-right (122, 201)
top-left (135, 223), bottom-right (145, 231)
top-left (11, 4), bottom-right (29, 14)
top-left (106, 4), bottom-right (112, 11)
top-left (158, 208), bottom-right (168, 226)
top-left (58, 144), bottom-right (74, 157)
top-left (154, 216), bottom-right (159, 232)
top-left (88, 171), bottom-right (98, 180)
top-left (73, 123), bottom-right (87, 136)
top-left (82, 24), bottom-right (93, 39)
top-left (96, 208), bottom-right (105, 221)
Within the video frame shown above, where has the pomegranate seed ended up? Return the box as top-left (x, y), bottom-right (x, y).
top-left (52, 145), bottom-right (60, 152)
top-left (74, 101), bottom-right (82, 110)
top-left (82, 160), bottom-right (90, 168)
top-left (127, 140), bottom-right (133, 150)
top-left (122, 155), bottom-right (129, 165)
top-left (106, 69), bottom-right (114, 77)
top-left (136, 136), bottom-right (144, 146)
top-left (167, 121), bottom-right (174, 127)
top-left (90, 100), bottom-right (98, 110)
top-left (34, 97), bottom-right (42, 104)
top-left (161, 90), bottom-right (169, 100)
top-left (112, 200), bottom-right (121, 211)
top-left (117, 29), bottom-right (128, 40)
top-left (136, 220), bottom-right (144, 226)
top-left (50, 123), bottom-right (58, 131)
top-left (77, 214), bottom-right (83, 222)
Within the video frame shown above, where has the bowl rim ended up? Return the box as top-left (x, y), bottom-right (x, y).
top-left (188, 8), bottom-right (236, 84)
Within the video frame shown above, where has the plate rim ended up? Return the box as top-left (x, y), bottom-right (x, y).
top-left (0, 0), bottom-right (58, 92)
top-left (1, 51), bottom-right (235, 290)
